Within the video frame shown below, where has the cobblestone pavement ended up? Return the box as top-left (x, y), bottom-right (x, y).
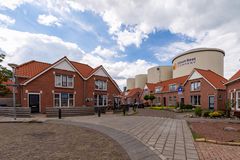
top-left (61, 115), bottom-right (199, 160)
top-left (195, 142), bottom-right (240, 160)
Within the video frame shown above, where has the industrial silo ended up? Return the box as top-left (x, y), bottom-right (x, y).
top-left (126, 78), bottom-right (135, 90)
top-left (135, 74), bottom-right (147, 89)
top-left (147, 66), bottom-right (172, 83)
top-left (172, 48), bottom-right (225, 78)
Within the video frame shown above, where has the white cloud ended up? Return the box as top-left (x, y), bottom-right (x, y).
top-left (0, 27), bottom-right (84, 65)
top-left (91, 45), bottom-right (125, 58)
top-left (37, 14), bottom-right (61, 27)
top-left (0, 0), bottom-right (33, 10)
top-left (0, 14), bottom-right (15, 27)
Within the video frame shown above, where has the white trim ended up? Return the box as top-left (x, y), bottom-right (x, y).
top-left (230, 91), bottom-right (235, 110)
top-left (28, 93), bottom-right (41, 113)
top-left (236, 91), bottom-right (240, 111)
top-left (90, 66), bottom-right (121, 92)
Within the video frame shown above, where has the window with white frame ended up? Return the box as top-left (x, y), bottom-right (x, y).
top-left (55, 74), bottom-right (74, 88)
top-left (155, 87), bottom-right (162, 93)
top-left (169, 96), bottom-right (172, 105)
top-left (95, 80), bottom-right (107, 90)
top-left (230, 91), bottom-right (235, 109)
top-left (191, 82), bottom-right (201, 91)
top-left (94, 94), bottom-right (108, 106)
top-left (54, 93), bottom-right (74, 107)
top-left (191, 95), bottom-right (201, 105)
top-left (169, 84), bottom-right (177, 92)
top-left (236, 91), bottom-right (240, 110)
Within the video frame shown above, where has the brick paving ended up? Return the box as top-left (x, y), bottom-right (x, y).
top-left (60, 115), bottom-right (199, 160)
top-left (195, 142), bottom-right (240, 160)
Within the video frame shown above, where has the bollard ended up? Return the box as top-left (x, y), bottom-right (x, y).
top-left (58, 108), bottom-right (62, 119)
top-left (123, 105), bottom-right (126, 116)
top-left (98, 107), bottom-right (101, 117)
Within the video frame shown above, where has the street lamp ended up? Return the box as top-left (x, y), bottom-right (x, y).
top-left (8, 63), bottom-right (18, 120)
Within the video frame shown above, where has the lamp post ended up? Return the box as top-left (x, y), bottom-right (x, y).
top-left (8, 63), bottom-right (18, 120)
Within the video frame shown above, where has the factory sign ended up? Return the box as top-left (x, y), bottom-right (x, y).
top-left (173, 57), bottom-right (196, 70)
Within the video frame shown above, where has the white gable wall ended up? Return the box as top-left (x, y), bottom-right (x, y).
top-left (189, 71), bottom-right (203, 80)
top-left (54, 60), bottom-right (75, 72)
top-left (94, 68), bottom-right (108, 77)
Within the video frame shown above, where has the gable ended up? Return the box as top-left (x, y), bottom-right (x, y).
top-left (94, 68), bottom-right (108, 77)
top-left (189, 71), bottom-right (202, 80)
top-left (53, 60), bottom-right (76, 72)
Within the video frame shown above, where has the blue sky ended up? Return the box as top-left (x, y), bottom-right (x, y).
top-left (0, 1), bottom-right (239, 88)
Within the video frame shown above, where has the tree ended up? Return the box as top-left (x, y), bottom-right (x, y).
top-left (144, 95), bottom-right (149, 101)
top-left (149, 94), bottom-right (156, 107)
top-left (0, 54), bottom-right (12, 96)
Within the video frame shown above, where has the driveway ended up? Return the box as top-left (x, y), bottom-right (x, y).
top-left (58, 114), bottom-right (199, 160)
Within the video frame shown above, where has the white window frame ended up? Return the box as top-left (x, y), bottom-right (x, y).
top-left (155, 87), bottom-right (162, 93)
top-left (191, 95), bottom-right (201, 106)
top-left (230, 91), bottom-right (235, 110)
top-left (94, 94), bottom-right (108, 106)
top-left (236, 91), bottom-right (240, 111)
top-left (191, 82), bottom-right (201, 91)
top-left (169, 84), bottom-right (177, 92)
top-left (53, 93), bottom-right (75, 107)
top-left (95, 80), bottom-right (107, 91)
top-left (55, 74), bottom-right (74, 88)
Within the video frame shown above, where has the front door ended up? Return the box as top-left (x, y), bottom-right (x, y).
top-left (29, 94), bottom-right (40, 113)
top-left (163, 97), bottom-right (166, 106)
top-left (209, 96), bottom-right (214, 110)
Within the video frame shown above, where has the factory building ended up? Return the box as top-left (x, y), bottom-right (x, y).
top-left (172, 48), bottom-right (225, 78)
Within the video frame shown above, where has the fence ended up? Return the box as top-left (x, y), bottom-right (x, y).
top-left (0, 107), bottom-right (31, 117)
top-left (46, 107), bottom-right (95, 117)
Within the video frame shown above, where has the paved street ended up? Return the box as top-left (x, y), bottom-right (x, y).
top-left (61, 115), bottom-right (199, 160)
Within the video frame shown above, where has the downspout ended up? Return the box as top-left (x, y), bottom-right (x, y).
top-left (83, 80), bottom-right (86, 106)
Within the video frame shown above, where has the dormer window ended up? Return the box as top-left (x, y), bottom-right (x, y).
top-left (155, 87), bottom-right (162, 93)
top-left (169, 84), bottom-right (177, 92)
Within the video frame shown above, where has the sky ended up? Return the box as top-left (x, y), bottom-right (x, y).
top-left (0, 0), bottom-right (240, 90)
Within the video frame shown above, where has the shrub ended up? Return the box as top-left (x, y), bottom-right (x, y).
top-left (203, 110), bottom-right (211, 117)
top-left (194, 107), bottom-right (202, 117)
top-left (209, 111), bottom-right (223, 118)
top-left (180, 104), bottom-right (194, 110)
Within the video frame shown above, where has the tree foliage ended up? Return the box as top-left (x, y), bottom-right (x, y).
top-left (149, 94), bottom-right (156, 101)
top-left (0, 54), bottom-right (12, 96)
top-left (144, 95), bottom-right (149, 101)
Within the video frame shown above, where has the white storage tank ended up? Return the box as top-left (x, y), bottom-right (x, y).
top-left (147, 66), bottom-right (172, 83)
top-left (135, 74), bottom-right (147, 89)
top-left (172, 48), bottom-right (225, 78)
top-left (126, 78), bottom-right (135, 90)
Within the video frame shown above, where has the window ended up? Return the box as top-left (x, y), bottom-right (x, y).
top-left (55, 75), bottom-right (62, 87)
top-left (230, 92), bottom-right (235, 109)
top-left (169, 84), bottom-right (177, 92)
top-left (169, 96), bottom-right (172, 105)
top-left (95, 80), bottom-right (107, 90)
top-left (236, 91), bottom-right (240, 110)
top-left (54, 93), bottom-right (74, 107)
top-left (173, 96), bottom-right (177, 106)
top-left (191, 95), bottom-right (201, 105)
top-left (61, 93), bottom-right (68, 106)
top-left (55, 74), bottom-right (74, 88)
top-left (94, 94), bottom-right (108, 106)
top-left (155, 87), bottom-right (162, 93)
top-left (191, 82), bottom-right (201, 91)
top-left (54, 94), bottom-right (60, 107)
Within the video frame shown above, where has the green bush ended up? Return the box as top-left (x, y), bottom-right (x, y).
top-left (194, 107), bottom-right (202, 117)
top-left (203, 110), bottom-right (211, 117)
top-left (209, 111), bottom-right (223, 118)
top-left (180, 104), bottom-right (194, 110)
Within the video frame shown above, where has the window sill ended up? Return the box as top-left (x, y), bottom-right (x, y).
top-left (55, 86), bottom-right (74, 89)
top-left (95, 89), bottom-right (107, 91)
top-left (190, 90), bottom-right (201, 92)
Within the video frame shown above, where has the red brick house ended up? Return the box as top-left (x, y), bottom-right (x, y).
top-left (152, 75), bottom-right (188, 106)
top-left (183, 68), bottom-right (227, 110)
top-left (14, 57), bottom-right (121, 113)
top-left (225, 70), bottom-right (240, 115)
top-left (122, 88), bottom-right (142, 105)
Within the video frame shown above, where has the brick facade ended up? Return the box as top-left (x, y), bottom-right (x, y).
top-left (14, 57), bottom-right (121, 113)
top-left (226, 79), bottom-right (240, 113)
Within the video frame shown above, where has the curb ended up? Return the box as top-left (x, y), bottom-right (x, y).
top-left (195, 138), bottom-right (240, 146)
